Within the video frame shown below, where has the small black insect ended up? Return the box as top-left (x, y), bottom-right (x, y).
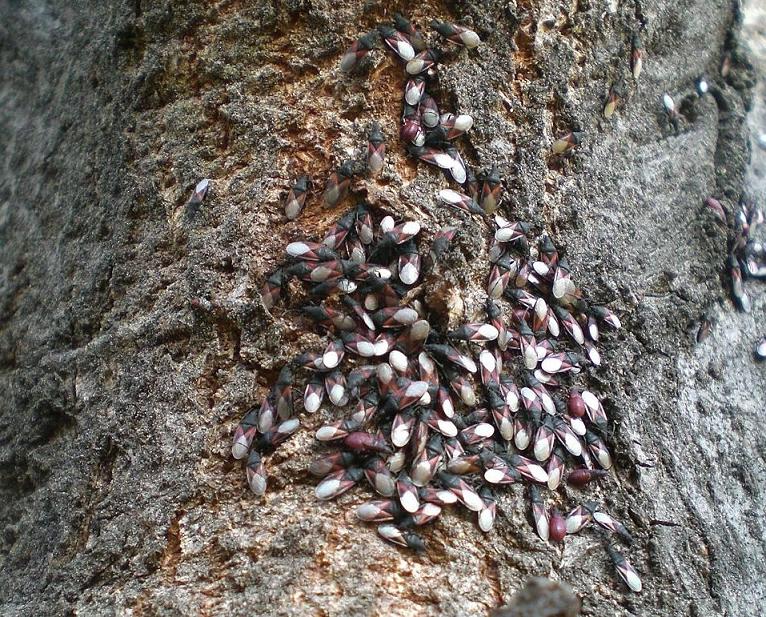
top-left (323, 161), bottom-right (355, 208)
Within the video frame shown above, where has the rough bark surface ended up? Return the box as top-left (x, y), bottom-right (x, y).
top-left (1, 1), bottom-right (764, 616)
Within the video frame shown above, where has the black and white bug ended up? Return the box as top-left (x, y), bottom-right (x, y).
top-left (404, 76), bottom-right (426, 106)
top-left (378, 24), bottom-right (416, 62)
top-left (393, 13), bottom-right (427, 53)
top-left (730, 254), bottom-right (752, 313)
top-left (696, 77), bottom-right (709, 97)
top-left (603, 84), bottom-right (623, 119)
top-left (420, 94), bottom-right (440, 129)
top-left (323, 161), bottom-right (355, 208)
top-left (607, 544), bottom-right (642, 592)
top-left (316, 467), bottom-right (364, 500)
top-left (367, 123), bottom-right (386, 177)
top-left (705, 197), bottom-right (727, 226)
top-left (231, 406), bottom-right (259, 459)
top-left (244, 417), bottom-right (300, 496)
top-left (401, 104), bottom-right (426, 146)
top-left (529, 484), bottom-right (549, 540)
top-left (440, 112), bottom-right (473, 140)
top-left (631, 34), bottom-right (644, 81)
top-left (340, 33), bottom-right (378, 72)
top-left (480, 166), bottom-right (504, 214)
top-left (663, 93), bottom-right (680, 128)
top-left (377, 524), bottom-right (426, 551)
top-left (755, 337), bottom-right (766, 361)
top-left (261, 269), bottom-right (287, 310)
top-left (722, 198), bottom-right (764, 314)
top-left (284, 175), bottom-right (311, 220)
top-left (551, 131), bottom-right (584, 154)
top-left (406, 48), bottom-right (441, 75)
top-left (187, 178), bottom-right (210, 209)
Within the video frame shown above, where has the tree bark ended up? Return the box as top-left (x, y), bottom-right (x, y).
top-left (1, 1), bottom-right (764, 616)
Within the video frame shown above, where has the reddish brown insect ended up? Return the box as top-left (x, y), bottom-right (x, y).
top-left (378, 25), bottom-right (415, 61)
top-left (322, 161), bottom-right (354, 208)
top-left (551, 131), bottom-right (583, 154)
top-left (284, 175), bottom-right (310, 220)
top-left (631, 34), bottom-right (644, 81)
top-left (568, 468), bottom-right (609, 488)
top-left (367, 123), bottom-right (386, 177)
top-left (705, 197), bottom-right (727, 226)
top-left (340, 33), bottom-right (378, 72)
top-left (480, 166), bottom-right (503, 214)
top-left (430, 20), bottom-right (481, 48)
top-left (406, 48), bottom-right (441, 75)
top-left (549, 508), bottom-right (567, 542)
top-left (231, 406), bottom-right (259, 459)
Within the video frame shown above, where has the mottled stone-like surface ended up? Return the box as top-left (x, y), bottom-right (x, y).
top-left (1, 1), bottom-right (764, 616)
top-left (494, 577), bottom-right (580, 616)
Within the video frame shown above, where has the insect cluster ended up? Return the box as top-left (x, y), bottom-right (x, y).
top-left (703, 195), bottom-right (766, 358)
top-left (226, 13), bottom-right (643, 594)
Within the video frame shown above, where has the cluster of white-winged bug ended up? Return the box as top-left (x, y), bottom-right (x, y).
top-left (701, 196), bottom-right (765, 356)
top-left (224, 13), bottom-right (643, 594)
